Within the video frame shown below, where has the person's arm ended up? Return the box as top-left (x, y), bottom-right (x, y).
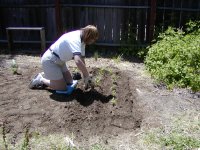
top-left (80, 56), bottom-right (86, 65)
top-left (74, 55), bottom-right (89, 78)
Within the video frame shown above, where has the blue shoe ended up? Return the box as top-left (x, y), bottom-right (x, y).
top-left (56, 80), bottom-right (78, 95)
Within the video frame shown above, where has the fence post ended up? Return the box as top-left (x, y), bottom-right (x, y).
top-left (55, 0), bottom-right (62, 37)
top-left (6, 29), bottom-right (12, 53)
top-left (40, 28), bottom-right (46, 56)
top-left (148, 0), bottom-right (157, 43)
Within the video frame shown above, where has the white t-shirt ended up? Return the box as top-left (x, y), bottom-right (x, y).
top-left (50, 30), bottom-right (85, 62)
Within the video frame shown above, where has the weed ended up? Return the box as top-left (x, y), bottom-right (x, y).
top-left (2, 122), bottom-right (8, 150)
top-left (110, 97), bottom-right (117, 105)
top-left (110, 85), bottom-right (117, 105)
top-left (31, 131), bottom-right (40, 139)
top-left (93, 68), bottom-right (107, 87)
top-left (111, 86), bottom-right (116, 96)
top-left (72, 68), bottom-right (79, 74)
top-left (91, 143), bottom-right (106, 150)
top-left (110, 71), bottom-right (118, 105)
top-left (107, 68), bottom-right (113, 75)
top-left (21, 128), bottom-right (30, 150)
top-left (98, 67), bottom-right (106, 76)
top-left (94, 51), bottom-right (99, 61)
top-left (94, 76), bottom-right (102, 86)
top-left (111, 74), bottom-right (118, 83)
top-left (11, 59), bottom-right (19, 74)
top-left (112, 54), bottom-right (123, 64)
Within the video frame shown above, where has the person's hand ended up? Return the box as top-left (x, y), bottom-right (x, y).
top-left (84, 76), bottom-right (95, 90)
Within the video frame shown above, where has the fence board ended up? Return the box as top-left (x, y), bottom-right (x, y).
top-left (112, 8), bottom-right (122, 43)
top-left (95, 8), bottom-right (105, 42)
top-left (112, 0), bottom-right (123, 44)
top-left (104, 8), bottom-right (113, 43)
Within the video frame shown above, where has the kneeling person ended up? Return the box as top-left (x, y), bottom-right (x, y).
top-left (29, 25), bottom-right (98, 92)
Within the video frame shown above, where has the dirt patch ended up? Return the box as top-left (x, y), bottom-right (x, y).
top-left (0, 55), bottom-right (143, 148)
top-left (0, 54), bottom-right (199, 149)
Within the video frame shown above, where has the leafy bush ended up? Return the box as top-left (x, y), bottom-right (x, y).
top-left (145, 20), bottom-right (200, 91)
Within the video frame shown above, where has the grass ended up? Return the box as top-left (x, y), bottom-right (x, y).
top-left (112, 54), bottom-right (123, 64)
top-left (0, 131), bottom-right (107, 150)
top-left (137, 111), bottom-right (200, 150)
top-left (1, 111), bottom-right (199, 149)
top-left (90, 144), bottom-right (106, 150)
top-left (0, 129), bottom-right (78, 150)
top-left (0, 120), bottom-right (106, 150)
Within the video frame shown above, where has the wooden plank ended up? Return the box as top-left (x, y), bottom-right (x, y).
top-left (148, 0), bottom-right (157, 42)
top-left (95, 7), bottom-right (105, 42)
top-left (112, 8), bottom-right (122, 43)
top-left (6, 27), bottom-right (44, 30)
top-left (84, 7), bottom-right (89, 26)
top-left (55, 0), bottom-right (62, 37)
top-left (104, 0), bottom-right (114, 43)
top-left (128, 6), bottom-right (137, 43)
top-left (144, 0), bottom-right (149, 42)
top-left (101, 0), bottom-right (122, 44)
top-left (136, 13), bottom-right (141, 43)
top-left (6, 29), bottom-right (12, 53)
top-left (6, 27), bottom-right (46, 54)
top-left (46, 7), bottom-right (57, 41)
top-left (104, 7), bottom-right (113, 43)
top-left (61, 4), bottom-right (149, 9)
top-left (75, 8), bottom-right (83, 28)
top-left (120, 8), bottom-right (128, 43)
top-left (88, 7), bottom-right (96, 25)
top-left (40, 28), bottom-right (46, 55)
top-left (61, 7), bottom-right (74, 32)
top-left (139, 9), bottom-right (148, 43)
top-left (178, 0), bottom-right (183, 28)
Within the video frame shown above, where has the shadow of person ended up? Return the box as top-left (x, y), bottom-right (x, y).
top-left (49, 88), bottom-right (113, 107)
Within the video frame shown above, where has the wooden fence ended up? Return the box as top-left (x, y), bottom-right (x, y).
top-left (0, 0), bottom-right (199, 49)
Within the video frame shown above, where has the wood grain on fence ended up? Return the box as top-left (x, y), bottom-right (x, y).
top-left (0, 0), bottom-right (199, 48)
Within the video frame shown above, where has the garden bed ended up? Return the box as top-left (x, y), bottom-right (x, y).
top-left (0, 54), bottom-right (199, 149)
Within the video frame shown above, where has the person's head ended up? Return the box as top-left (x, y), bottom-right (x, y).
top-left (81, 25), bottom-right (99, 45)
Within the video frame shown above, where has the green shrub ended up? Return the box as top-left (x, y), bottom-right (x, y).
top-left (145, 20), bottom-right (200, 91)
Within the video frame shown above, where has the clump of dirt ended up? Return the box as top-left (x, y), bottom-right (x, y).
top-left (0, 59), bottom-right (142, 147)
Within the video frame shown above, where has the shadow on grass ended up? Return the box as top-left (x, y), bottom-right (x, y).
top-left (49, 88), bottom-right (113, 107)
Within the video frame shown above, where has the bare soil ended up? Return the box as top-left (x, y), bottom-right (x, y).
top-left (0, 54), bottom-right (200, 149)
